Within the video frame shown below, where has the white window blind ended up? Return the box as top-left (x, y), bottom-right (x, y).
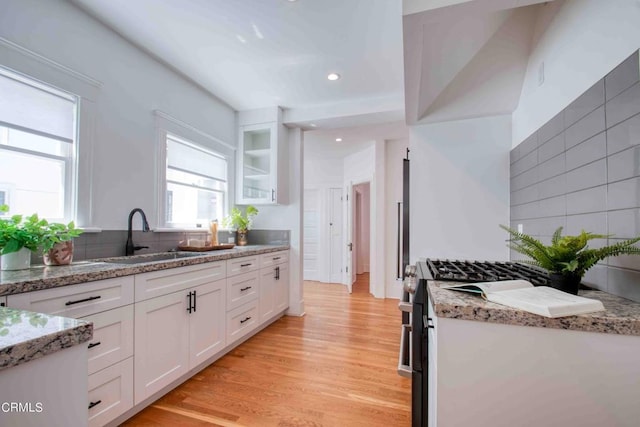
top-left (0, 71), bottom-right (75, 142)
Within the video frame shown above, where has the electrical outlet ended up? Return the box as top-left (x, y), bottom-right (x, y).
top-left (517, 224), bottom-right (524, 233)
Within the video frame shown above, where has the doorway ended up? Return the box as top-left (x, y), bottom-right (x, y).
top-left (351, 182), bottom-right (371, 294)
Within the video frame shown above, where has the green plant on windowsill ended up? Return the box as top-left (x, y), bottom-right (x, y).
top-left (500, 224), bottom-right (640, 294)
top-left (222, 205), bottom-right (259, 232)
top-left (0, 204), bottom-right (45, 255)
top-left (0, 204), bottom-right (83, 254)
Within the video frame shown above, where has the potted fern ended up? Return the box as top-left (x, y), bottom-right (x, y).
top-left (222, 205), bottom-right (258, 246)
top-left (501, 225), bottom-right (640, 294)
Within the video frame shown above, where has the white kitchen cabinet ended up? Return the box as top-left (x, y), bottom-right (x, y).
top-left (226, 270), bottom-right (259, 311)
top-left (6, 277), bottom-right (135, 427)
top-left (258, 251), bottom-right (289, 323)
top-left (237, 121), bottom-right (288, 205)
top-left (226, 299), bottom-right (259, 344)
top-left (84, 305), bottom-right (134, 375)
top-left (134, 267), bottom-right (226, 404)
top-left (134, 289), bottom-right (190, 404)
top-left (88, 357), bottom-right (134, 427)
top-left (189, 280), bottom-right (226, 368)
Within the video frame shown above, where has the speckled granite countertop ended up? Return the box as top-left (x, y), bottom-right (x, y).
top-left (428, 281), bottom-right (640, 336)
top-left (0, 307), bottom-right (92, 370)
top-left (0, 245), bottom-right (289, 296)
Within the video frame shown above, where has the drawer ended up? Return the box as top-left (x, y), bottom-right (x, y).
top-left (83, 305), bottom-right (134, 375)
top-left (88, 357), bottom-right (134, 427)
top-left (226, 300), bottom-right (259, 344)
top-left (7, 276), bottom-right (134, 318)
top-left (226, 270), bottom-right (259, 311)
top-left (260, 251), bottom-right (289, 268)
top-left (135, 261), bottom-right (226, 301)
top-left (226, 256), bottom-right (259, 277)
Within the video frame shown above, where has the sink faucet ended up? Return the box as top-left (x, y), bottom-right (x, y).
top-left (125, 208), bottom-right (150, 256)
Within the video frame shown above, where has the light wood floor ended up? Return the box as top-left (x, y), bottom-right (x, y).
top-left (123, 274), bottom-right (410, 426)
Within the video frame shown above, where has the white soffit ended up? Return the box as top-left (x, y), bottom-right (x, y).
top-left (403, 0), bottom-right (552, 125)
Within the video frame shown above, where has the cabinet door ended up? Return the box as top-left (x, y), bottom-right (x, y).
top-left (275, 263), bottom-right (289, 313)
top-left (189, 279), bottom-right (226, 368)
top-left (88, 357), bottom-right (134, 427)
top-left (83, 305), bottom-right (134, 375)
top-left (237, 122), bottom-right (278, 205)
top-left (259, 266), bottom-right (277, 323)
top-left (134, 291), bottom-right (189, 404)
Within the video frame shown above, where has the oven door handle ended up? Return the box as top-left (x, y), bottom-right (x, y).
top-left (397, 323), bottom-right (413, 378)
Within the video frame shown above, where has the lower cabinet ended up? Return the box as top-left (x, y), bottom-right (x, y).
top-left (134, 278), bottom-right (226, 404)
top-left (259, 252), bottom-right (289, 323)
top-left (88, 357), bottom-right (134, 427)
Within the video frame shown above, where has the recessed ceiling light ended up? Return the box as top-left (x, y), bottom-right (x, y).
top-left (327, 73), bottom-right (340, 81)
top-left (336, 137), bottom-right (342, 142)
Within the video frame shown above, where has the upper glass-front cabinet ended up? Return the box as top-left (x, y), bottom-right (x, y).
top-left (237, 122), bottom-right (283, 205)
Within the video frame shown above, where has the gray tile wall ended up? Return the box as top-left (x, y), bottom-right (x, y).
top-left (510, 50), bottom-right (640, 302)
top-left (30, 229), bottom-right (290, 263)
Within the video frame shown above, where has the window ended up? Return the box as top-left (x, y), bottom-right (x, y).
top-left (0, 68), bottom-right (77, 221)
top-left (164, 134), bottom-right (227, 228)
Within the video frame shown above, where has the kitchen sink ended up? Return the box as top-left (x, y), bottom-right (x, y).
top-left (102, 252), bottom-right (202, 265)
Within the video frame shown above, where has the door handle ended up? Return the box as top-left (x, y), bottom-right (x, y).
top-left (348, 243), bottom-right (353, 251)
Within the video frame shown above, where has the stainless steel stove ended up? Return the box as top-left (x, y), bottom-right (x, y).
top-left (425, 259), bottom-right (550, 286)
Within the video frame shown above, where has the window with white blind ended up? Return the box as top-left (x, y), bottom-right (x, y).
top-left (0, 68), bottom-right (77, 221)
top-left (164, 134), bottom-right (227, 228)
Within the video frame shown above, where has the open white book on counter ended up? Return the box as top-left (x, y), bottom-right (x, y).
top-left (440, 280), bottom-right (605, 318)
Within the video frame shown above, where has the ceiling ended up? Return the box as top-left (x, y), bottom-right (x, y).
top-left (69, 0), bottom-right (557, 138)
top-left (70, 0), bottom-right (406, 130)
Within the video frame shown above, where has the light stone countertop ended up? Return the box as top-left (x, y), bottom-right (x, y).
top-left (0, 244), bottom-right (289, 296)
top-left (0, 307), bottom-right (92, 371)
top-left (0, 245), bottom-right (288, 370)
top-left (427, 280), bottom-right (640, 336)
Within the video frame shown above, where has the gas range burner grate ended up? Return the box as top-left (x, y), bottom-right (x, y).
top-left (426, 259), bottom-right (550, 286)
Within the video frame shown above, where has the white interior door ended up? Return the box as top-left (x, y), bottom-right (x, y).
top-left (329, 188), bottom-right (343, 283)
top-left (303, 189), bottom-right (319, 281)
top-left (344, 183), bottom-right (353, 293)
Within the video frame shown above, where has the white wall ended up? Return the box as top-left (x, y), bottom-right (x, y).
top-left (385, 138), bottom-right (409, 299)
top-left (409, 115), bottom-right (511, 262)
top-left (0, 0), bottom-right (236, 229)
top-left (512, 0), bottom-right (640, 145)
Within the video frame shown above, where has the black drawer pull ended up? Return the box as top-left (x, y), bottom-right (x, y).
top-left (240, 286), bottom-right (252, 292)
top-left (240, 316), bottom-right (252, 324)
top-left (273, 257), bottom-right (281, 260)
top-left (65, 295), bottom-right (101, 306)
top-left (88, 341), bottom-right (101, 349)
top-left (88, 400), bottom-right (102, 409)
top-left (240, 263), bottom-right (252, 267)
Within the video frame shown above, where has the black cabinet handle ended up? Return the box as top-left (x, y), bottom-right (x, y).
top-left (275, 266), bottom-right (280, 280)
top-left (272, 189), bottom-right (275, 202)
top-left (88, 400), bottom-right (102, 409)
top-left (187, 291), bottom-right (193, 314)
top-left (427, 317), bottom-right (435, 329)
top-left (193, 290), bottom-right (196, 313)
top-left (240, 286), bottom-right (252, 292)
top-left (88, 342), bottom-right (101, 349)
top-left (240, 263), bottom-right (252, 267)
top-left (240, 316), bottom-right (252, 324)
top-left (65, 295), bottom-right (101, 306)
top-left (273, 257), bottom-right (281, 260)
